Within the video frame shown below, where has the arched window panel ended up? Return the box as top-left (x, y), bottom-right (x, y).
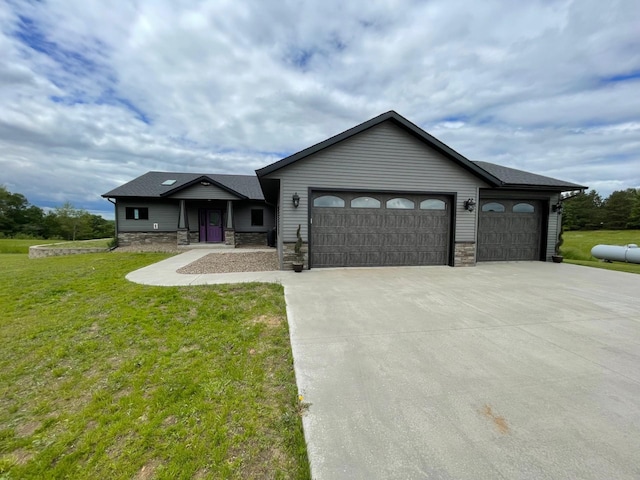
top-left (420, 199), bottom-right (446, 210)
top-left (351, 196), bottom-right (381, 208)
top-left (513, 202), bottom-right (535, 213)
top-left (386, 198), bottom-right (415, 209)
top-left (313, 195), bottom-right (345, 207)
top-left (481, 202), bottom-right (505, 212)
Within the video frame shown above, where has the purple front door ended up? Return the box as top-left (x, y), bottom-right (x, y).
top-left (199, 209), bottom-right (223, 243)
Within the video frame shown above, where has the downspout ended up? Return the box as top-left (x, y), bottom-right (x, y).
top-left (107, 198), bottom-right (118, 251)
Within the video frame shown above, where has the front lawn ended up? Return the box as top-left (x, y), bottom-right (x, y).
top-left (0, 253), bottom-right (309, 479)
top-left (562, 229), bottom-right (640, 274)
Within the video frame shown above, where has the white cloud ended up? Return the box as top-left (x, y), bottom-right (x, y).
top-left (0, 0), bottom-right (639, 217)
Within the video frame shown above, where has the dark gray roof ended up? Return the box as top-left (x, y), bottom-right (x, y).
top-left (102, 171), bottom-right (264, 200)
top-left (473, 161), bottom-right (587, 191)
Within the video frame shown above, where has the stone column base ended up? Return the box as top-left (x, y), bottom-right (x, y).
top-left (454, 242), bottom-right (476, 267)
top-left (283, 242), bottom-right (308, 270)
top-left (177, 229), bottom-right (190, 246)
top-left (224, 229), bottom-right (235, 247)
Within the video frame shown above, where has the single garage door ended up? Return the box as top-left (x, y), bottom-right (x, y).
top-left (310, 191), bottom-right (451, 268)
top-left (477, 199), bottom-right (543, 261)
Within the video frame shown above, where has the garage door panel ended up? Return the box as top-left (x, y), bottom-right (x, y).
top-left (478, 199), bottom-right (543, 262)
top-left (311, 192), bottom-right (451, 268)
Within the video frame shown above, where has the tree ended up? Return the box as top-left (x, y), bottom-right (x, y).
top-left (602, 189), bottom-right (638, 229)
top-left (562, 190), bottom-right (603, 230)
top-left (49, 202), bottom-right (93, 241)
top-left (0, 186), bottom-right (45, 237)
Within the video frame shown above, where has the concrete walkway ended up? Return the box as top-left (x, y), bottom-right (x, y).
top-left (127, 256), bottom-right (640, 480)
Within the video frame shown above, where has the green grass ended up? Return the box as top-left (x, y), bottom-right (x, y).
top-left (0, 239), bottom-right (61, 254)
top-left (44, 239), bottom-right (111, 250)
top-left (0, 253), bottom-right (310, 479)
top-left (0, 239), bottom-right (112, 254)
top-left (562, 229), bottom-right (640, 274)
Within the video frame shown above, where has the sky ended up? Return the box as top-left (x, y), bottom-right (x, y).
top-left (1, 0), bottom-right (639, 220)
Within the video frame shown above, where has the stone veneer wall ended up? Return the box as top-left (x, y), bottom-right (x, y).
top-left (454, 242), bottom-right (476, 267)
top-left (282, 242), bottom-right (308, 270)
top-left (117, 232), bottom-right (177, 246)
top-left (177, 229), bottom-right (189, 245)
top-left (235, 232), bottom-right (268, 246)
top-left (224, 229), bottom-right (235, 246)
top-left (29, 245), bottom-right (108, 259)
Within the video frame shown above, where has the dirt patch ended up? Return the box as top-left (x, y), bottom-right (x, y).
top-left (15, 420), bottom-right (41, 438)
top-left (162, 415), bottom-right (178, 426)
top-left (252, 314), bottom-right (283, 328)
top-left (481, 404), bottom-right (509, 434)
top-left (135, 458), bottom-right (163, 480)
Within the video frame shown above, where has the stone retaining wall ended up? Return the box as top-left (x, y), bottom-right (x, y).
top-left (29, 244), bottom-right (109, 259)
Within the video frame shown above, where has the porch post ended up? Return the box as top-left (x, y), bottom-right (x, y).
top-left (177, 200), bottom-right (190, 245)
top-left (225, 200), bottom-right (235, 246)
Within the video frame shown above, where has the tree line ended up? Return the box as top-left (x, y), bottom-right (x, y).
top-left (0, 186), bottom-right (114, 240)
top-left (562, 188), bottom-right (640, 230)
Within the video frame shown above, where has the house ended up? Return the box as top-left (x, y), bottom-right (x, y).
top-left (103, 111), bottom-right (586, 268)
top-left (102, 172), bottom-right (275, 247)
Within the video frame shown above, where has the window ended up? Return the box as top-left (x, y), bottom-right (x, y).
top-left (313, 195), bottom-right (345, 207)
top-left (420, 199), bottom-right (446, 210)
top-left (251, 208), bottom-right (264, 226)
top-left (161, 179), bottom-right (177, 186)
top-left (351, 196), bottom-right (381, 208)
top-left (513, 202), bottom-right (535, 213)
top-left (386, 198), bottom-right (414, 209)
top-left (481, 202), bottom-right (505, 212)
top-left (125, 207), bottom-right (149, 220)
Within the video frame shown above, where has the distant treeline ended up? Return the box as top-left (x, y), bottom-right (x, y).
top-left (0, 186), bottom-right (114, 240)
top-left (563, 188), bottom-right (640, 230)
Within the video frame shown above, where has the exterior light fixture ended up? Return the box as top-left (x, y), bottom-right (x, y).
top-left (552, 202), bottom-right (563, 214)
top-left (200, 181), bottom-right (211, 186)
top-left (292, 192), bottom-right (300, 208)
top-left (463, 198), bottom-right (476, 212)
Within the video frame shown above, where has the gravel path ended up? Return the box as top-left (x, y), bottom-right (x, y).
top-left (177, 251), bottom-right (279, 274)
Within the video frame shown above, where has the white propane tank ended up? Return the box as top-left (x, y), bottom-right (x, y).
top-left (591, 244), bottom-right (640, 264)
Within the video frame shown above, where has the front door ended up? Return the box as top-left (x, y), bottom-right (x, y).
top-left (199, 209), bottom-right (223, 243)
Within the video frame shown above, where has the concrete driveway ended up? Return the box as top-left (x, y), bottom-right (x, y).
top-left (285, 262), bottom-right (640, 479)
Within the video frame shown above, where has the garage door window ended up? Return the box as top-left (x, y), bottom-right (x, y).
top-left (513, 202), bottom-right (535, 213)
top-left (313, 195), bottom-right (345, 207)
top-left (351, 196), bottom-right (381, 208)
top-left (420, 199), bottom-right (446, 210)
top-left (386, 198), bottom-right (414, 209)
top-left (482, 202), bottom-right (505, 212)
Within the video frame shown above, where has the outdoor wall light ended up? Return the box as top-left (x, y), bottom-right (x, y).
top-left (552, 202), bottom-right (563, 214)
top-left (463, 198), bottom-right (476, 212)
top-left (292, 192), bottom-right (300, 208)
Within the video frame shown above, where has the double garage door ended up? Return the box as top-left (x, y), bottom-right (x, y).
top-left (310, 191), bottom-right (451, 268)
top-left (477, 199), bottom-right (544, 261)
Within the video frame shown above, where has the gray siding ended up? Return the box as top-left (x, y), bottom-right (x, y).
top-left (264, 122), bottom-right (487, 242)
top-left (117, 200), bottom-right (178, 232)
top-left (168, 183), bottom-right (240, 200)
top-left (234, 201), bottom-right (275, 232)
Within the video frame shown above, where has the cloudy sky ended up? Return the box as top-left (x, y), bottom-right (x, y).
top-left (1, 0), bottom-right (639, 219)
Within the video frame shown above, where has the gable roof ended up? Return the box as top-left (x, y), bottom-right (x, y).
top-left (473, 161), bottom-right (587, 191)
top-left (256, 110), bottom-right (502, 187)
top-left (256, 110), bottom-right (587, 192)
top-left (102, 171), bottom-right (264, 200)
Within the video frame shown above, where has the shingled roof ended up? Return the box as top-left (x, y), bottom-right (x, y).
top-left (473, 161), bottom-right (587, 191)
top-left (102, 171), bottom-right (264, 200)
